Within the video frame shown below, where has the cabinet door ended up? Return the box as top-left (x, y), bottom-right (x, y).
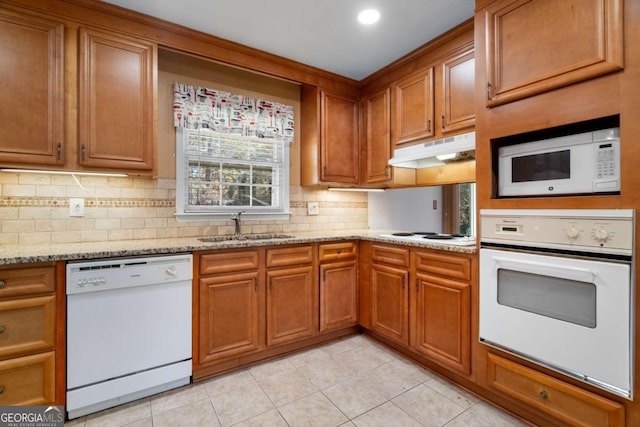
top-left (441, 50), bottom-right (475, 134)
top-left (266, 266), bottom-right (315, 346)
top-left (392, 67), bottom-right (434, 146)
top-left (413, 272), bottom-right (471, 375)
top-left (0, 8), bottom-right (64, 166)
top-left (320, 260), bottom-right (358, 332)
top-left (320, 91), bottom-right (359, 183)
top-left (0, 352), bottom-right (55, 406)
top-left (364, 88), bottom-right (391, 183)
top-left (371, 263), bottom-right (409, 344)
top-left (483, 0), bottom-right (623, 107)
top-left (199, 272), bottom-right (260, 363)
top-left (78, 27), bottom-right (156, 171)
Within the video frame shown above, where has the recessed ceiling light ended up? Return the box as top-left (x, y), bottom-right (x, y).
top-left (358, 9), bottom-right (380, 25)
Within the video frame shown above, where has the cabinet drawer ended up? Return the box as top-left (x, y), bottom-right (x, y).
top-left (0, 351), bottom-right (55, 406)
top-left (266, 245), bottom-right (313, 268)
top-left (0, 264), bottom-right (55, 299)
top-left (200, 250), bottom-right (259, 275)
top-left (487, 353), bottom-right (624, 427)
top-left (371, 245), bottom-right (409, 268)
top-left (319, 242), bottom-right (357, 262)
top-left (414, 251), bottom-right (470, 281)
top-left (0, 296), bottom-right (55, 360)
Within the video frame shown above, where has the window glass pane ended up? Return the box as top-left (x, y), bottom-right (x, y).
top-left (222, 164), bottom-right (251, 184)
top-left (189, 184), bottom-right (221, 207)
top-left (253, 187), bottom-right (273, 206)
top-left (222, 184), bottom-right (251, 206)
top-left (253, 166), bottom-right (274, 185)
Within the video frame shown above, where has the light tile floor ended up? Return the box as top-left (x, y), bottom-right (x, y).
top-left (65, 335), bottom-right (530, 427)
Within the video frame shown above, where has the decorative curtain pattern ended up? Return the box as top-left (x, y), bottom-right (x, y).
top-left (173, 82), bottom-right (294, 144)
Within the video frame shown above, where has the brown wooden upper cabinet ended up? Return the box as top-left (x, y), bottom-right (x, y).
top-left (391, 45), bottom-right (475, 147)
top-left (301, 86), bottom-right (359, 185)
top-left (441, 50), bottom-right (475, 134)
top-left (0, 5), bottom-right (156, 174)
top-left (78, 27), bottom-right (156, 172)
top-left (482, 0), bottom-right (623, 107)
top-left (392, 68), bottom-right (435, 146)
top-left (0, 7), bottom-right (64, 167)
top-left (363, 88), bottom-right (392, 183)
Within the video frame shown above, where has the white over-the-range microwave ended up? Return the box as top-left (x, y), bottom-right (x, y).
top-left (498, 127), bottom-right (620, 197)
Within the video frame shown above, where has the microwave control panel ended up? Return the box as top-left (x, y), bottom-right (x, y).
top-left (480, 209), bottom-right (634, 255)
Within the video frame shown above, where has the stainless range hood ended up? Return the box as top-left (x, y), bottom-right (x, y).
top-left (388, 131), bottom-right (475, 168)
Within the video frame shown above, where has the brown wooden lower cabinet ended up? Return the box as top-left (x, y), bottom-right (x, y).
top-left (370, 263), bottom-right (409, 345)
top-left (199, 271), bottom-right (261, 364)
top-left (0, 351), bottom-right (55, 406)
top-left (319, 259), bottom-right (358, 332)
top-left (0, 262), bottom-right (58, 406)
top-left (266, 266), bottom-right (315, 345)
top-left (412, 272), bottom-right (470, 375)
top-left (366, 244), bottom-right (472, 376)
top-left (487, 353), bottom-right (625, 427)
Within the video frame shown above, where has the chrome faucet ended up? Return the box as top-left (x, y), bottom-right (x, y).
top-left (231, 211), bottom-right (245, 239)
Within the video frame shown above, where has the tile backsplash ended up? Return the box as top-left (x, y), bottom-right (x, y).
top-left (0, 172), bottom-right (368, 245)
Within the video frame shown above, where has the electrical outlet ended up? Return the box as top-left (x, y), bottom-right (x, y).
top-left (69, 198), bottom-right (85, 217)
top-left (307, 202), bottom-right (319, 216)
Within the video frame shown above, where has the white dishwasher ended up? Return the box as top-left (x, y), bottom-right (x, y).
top-left (66, 254), bottom-right (193, 419)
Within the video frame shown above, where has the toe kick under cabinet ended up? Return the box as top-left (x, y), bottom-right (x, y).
top-left (0, 263), bottom-right (59, 406)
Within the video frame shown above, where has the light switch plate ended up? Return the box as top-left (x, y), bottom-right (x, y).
top-left (307, 202), bottom-right (319, 216)
top-left (70, 198), bottom-right (85, 217)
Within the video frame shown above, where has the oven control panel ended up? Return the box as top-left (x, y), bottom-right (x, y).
top-left (480, 209), bottom-right (634, 255)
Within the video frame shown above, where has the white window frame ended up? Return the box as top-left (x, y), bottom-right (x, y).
top-left (175, 128), bottom-right (291, 221)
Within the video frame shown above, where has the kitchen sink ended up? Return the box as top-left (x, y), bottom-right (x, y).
top-left (198, 234), bottom-right (294, 243)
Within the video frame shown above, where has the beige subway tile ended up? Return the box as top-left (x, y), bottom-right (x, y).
top-left (95, 218), bottom-right (122, 230)
top-left (2, 220), bottom-right (35, 233)
top-left (66, 186), bottom-right (95, 198)
top-left (18, 173), bottom-right (51, 185)
top-left (52, 230), bottom-right (82, 243)
top-left (133, 178), bottom-right (157, 188)
top-left (156, 179), bottom-right (176, 190)
top-left (80, 230), bottom-right (108, 242)
top-left (19, 207), bottom-right (52, 220)
top-left (66, 218), bottom-right (96, 232)
top-left (178, 227), bottom-right (201, 237)
top-left (35, 219), bottom-right (65, 232)
top-left (20, 232), bottom-right (52, 245)
top-left (2, 184), bottom-right (36, 197)
top-left (0, 208), bottom-right (19, 220)
top-left (78, 176), bottom-right (109, 187)
top-left (122, 188), bottom-right (147, 198)
top-left (145, 188), bottom-right (170, 199)
top-left (50, 175), bottom-right (75, 186)
top-left (95, 187), bottom-right (123, 198)
top-left (121, 218), bottom-right (145, 229)
top-left (0, 232), bottom-right (18, 244)
top-left (35, 185), bottom-right (67, 198)
top-left (0, 172), bottom-right (19, 184)
top-left (134, 228), bottom-right (157, 240)
top-left (133, 207), bottom-right (157, 218)
top-left (108, 229), bottom-right (134, 241)
top-left (156, 227), bottom-right (180, 239)
top-left (107, 176), bottom-right (134, 187)
top-left (145, 218), bottom-right (168, 229)
top-left (108, 207), bottom-right (134, 218)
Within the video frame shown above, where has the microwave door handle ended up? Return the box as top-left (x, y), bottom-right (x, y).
top-left (493, 256), bottom-right (596, 283)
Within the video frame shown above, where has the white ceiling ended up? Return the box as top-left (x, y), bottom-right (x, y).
top-left (101, 0), bottom-right (475, 81)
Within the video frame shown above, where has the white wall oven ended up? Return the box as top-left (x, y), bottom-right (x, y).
top-left (479, 209), bottom-right (635, 398)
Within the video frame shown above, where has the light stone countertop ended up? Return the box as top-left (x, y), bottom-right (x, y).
top-left (0, 229), bottom-right (476, 265)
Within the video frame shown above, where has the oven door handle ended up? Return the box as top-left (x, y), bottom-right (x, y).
top-left (493, 256), bottom-right (596, 283)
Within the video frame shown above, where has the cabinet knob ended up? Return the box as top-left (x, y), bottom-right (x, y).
top-left (539, 390), bottom-right (548, 400)
top-left (0, 387), bottom-right (4, 394)
top-left (0, 280), bottom-right (4, 289)
top-left (0, 326), bottom-right (4, 334)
